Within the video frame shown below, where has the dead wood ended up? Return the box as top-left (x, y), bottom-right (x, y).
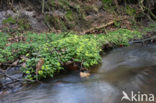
top-left (81, 16), bottom-right (128, 34)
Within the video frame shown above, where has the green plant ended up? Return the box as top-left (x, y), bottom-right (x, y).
top-left (2, 17), bottom-right (31, 34)
top-left (102, 0), bottom-right (113, 6)
top-left (105, 29), bottom-right (142, 46)
top-left (17, 18), bottom-right (31, 31)
top-left (125, 6), bottom-right (136, 16)
top-left (143, 22), bottom-right (156, 32)
top-left (22, 34), bottom-right (101, 80)
top-left (0, 29), bottom-right (142, 80)
top-left (114, 21), bottom-right (121, 28)
top-left (2, 17), bottom-right (16, 24)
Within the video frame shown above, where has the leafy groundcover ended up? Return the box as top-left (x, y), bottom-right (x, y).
top-left (0, 29), bottom-right (141, 80)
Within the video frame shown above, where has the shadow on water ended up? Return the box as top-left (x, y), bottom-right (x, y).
top-left (0, 44), bottom-right (156, 103)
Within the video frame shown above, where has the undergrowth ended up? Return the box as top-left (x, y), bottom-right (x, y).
top-left (0, 29), bottom-right (141, 80)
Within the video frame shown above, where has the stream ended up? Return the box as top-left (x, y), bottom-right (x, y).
top-left (0, 44), bottom-right (156, 103)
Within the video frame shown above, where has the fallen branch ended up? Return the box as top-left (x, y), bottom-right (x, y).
top-left (129, 36), bottom-right (156, 44)
top-left (81, 21), bottom-right (114, 34)
top-left (81, 16), bottom-right (128, 34)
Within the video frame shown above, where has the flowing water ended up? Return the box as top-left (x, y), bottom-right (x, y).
top-left (0, 44), bottom-right (156, 103)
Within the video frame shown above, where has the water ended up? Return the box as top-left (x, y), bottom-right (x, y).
top-left (0, 44), bottom-right (156, 103)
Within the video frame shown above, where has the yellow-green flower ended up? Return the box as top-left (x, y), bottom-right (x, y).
top-left (38, 70), bottom-right (43, 75)
top-left (26, 71), bottom-right (30, 74)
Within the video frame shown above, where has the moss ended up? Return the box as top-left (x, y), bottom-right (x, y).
top-left (45, 15), bottom-right (58, 30)
top-left (58, 19), bottom-right (68, 31)
top-left (65, 10), bottom-right (74, 21)
top-left (45, 14), bottom-right (68, 30)
top-left (44, 0), bottom-right (98, 31)
top-left (17, 18), bottom-right (31, 31)
top-left (2, 17), bottom-right (16, 24)
top-left (102, 0), bottom-right (113, 5)
top-left (2, 16), bottom-right (31, 34)
top-left (82, 5), bottom-right (98, 15)
top-left (48, 0), bottom-right (70, 10)
top-left (102, 0), bottom-right (115, 11)
top-left (114, 21), bottom-right (121, 28)
top-left (125, 6), bottom-right (136, 16)
top-left (46, 0), bottom-right (87, 31)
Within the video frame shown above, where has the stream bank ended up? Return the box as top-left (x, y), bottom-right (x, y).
top-left (0, 31), bottom-right (155, 97)
top-left (0, 0), bottom-right (156, 100)
top-left (0, 43), bottom-right (156, 103)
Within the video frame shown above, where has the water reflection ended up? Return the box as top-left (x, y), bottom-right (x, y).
top-left (0, 45), bottom-right (156, 103)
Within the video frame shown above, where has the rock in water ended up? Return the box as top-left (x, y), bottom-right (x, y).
top-left (80, 72), bottom-right (90, 78)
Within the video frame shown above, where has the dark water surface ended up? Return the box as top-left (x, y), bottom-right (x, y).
top-left (0, 44), bottom-right (156, 103)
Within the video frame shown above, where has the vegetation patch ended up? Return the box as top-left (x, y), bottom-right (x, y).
top-left (143, 22), bottom-right (156, 32)
top-left (2, 16), bottom-right (31, 34)
top-left (0, 29), bottom-right (141, 81)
